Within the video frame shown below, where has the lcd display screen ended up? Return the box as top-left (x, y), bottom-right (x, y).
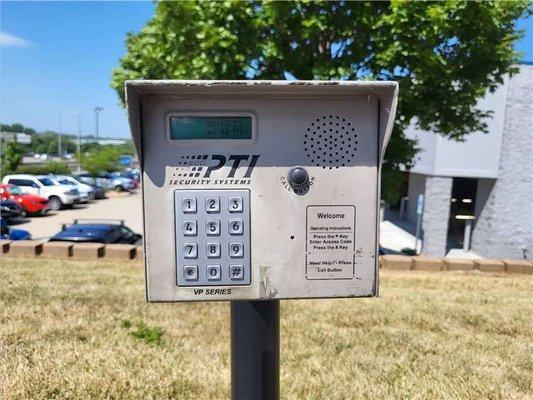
top-left (169, 116), bottom-right (252, 140)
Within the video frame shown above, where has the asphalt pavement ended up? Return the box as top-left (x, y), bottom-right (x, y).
top-left (8, 191), bottom-right (143, 240)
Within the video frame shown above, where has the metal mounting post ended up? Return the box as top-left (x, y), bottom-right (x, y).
top-left (231, 300), bottom-right (280, 400)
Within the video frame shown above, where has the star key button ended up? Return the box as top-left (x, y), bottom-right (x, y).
top-left (183, 266), bottom-right (198, 281)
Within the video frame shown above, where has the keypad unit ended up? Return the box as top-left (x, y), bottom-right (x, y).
top-left (175, 189), bottom-right (251, 286)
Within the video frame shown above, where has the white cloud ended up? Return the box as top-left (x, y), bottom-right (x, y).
top-left (0, 31), bottom-right (32, 48)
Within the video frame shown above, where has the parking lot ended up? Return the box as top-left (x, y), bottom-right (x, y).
top-left (8, 191), bottom-right (142, 240)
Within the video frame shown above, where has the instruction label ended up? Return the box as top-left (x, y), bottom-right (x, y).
top-left (306, 205), bottom-right (355, 280)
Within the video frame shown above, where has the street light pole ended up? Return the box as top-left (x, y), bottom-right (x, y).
top-left (58, 109), bottom-right (62, 156)
top-left (94, 107), bottom-right (103, 143)
top-left (60, 107), bottom-right (81, 170)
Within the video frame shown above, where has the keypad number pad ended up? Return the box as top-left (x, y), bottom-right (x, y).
top-left (229, 242), bottom-right (244, 258)
top-left (182, 198), bottom-right (197, 213)
top-left (183, 243), bottom-right (198, 259)
top-left (183, 221), bottom-right (197, 236)
top-left (229, 219), bottom-right (244, 235)
top-left (229, 197), bottom-right (243, 213)
top-left (175, 189), bottom-right (251, 287)
top-left (206, 220), bottom-right (220, 236)
top-left (206, 243), bottom-right (221, 258)
top-left (205, 197), bottom-right (220, 213)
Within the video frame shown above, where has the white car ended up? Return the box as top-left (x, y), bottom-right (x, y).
top-left (2, 174), bottom-right (81, 211)
top-left (54, 175), bottom-right (95, 202)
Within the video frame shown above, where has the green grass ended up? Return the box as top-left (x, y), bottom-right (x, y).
top-left (2, 258), bottom-right (532, 399)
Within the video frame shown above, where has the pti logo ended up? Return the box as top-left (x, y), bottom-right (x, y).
top-left (176, 154), bottom-right (260, 179)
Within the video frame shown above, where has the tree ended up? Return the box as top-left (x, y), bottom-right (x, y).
top-left (78, 147), bottom-right (122, 177)
top-left (1, 141), bottom-right (24, 176)
top-left (111, 1), bottom-right (530, 202)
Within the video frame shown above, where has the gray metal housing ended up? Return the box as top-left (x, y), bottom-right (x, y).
top-left (126, 80), bottom-right (398, 301)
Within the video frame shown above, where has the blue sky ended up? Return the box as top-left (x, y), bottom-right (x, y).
top-left (1, 2), bottom-right (532, 139)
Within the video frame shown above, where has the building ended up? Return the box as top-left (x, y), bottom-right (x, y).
top-left (0, 131), bottom-right (32, 144)
top-left (404, 64), bottom-right (532, 259)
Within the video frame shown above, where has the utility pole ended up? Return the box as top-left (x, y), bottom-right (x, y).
top-left (94, 107), bottom-right (103, 143)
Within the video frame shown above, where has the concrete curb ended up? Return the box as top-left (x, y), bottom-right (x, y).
top-left (0, 240), bottom-right (12, 254)
top-left (380, 255), bottom-right (413, 270)
top-left (412, 257), bottom-right (443, 271)
top-left (42, 242), bottom-right (74, 259)
top-left (443, 258), bottom-right (475, 271)
top-left (502, 259), bottom-right (533, 275)
top-left (474, 259), bottom-right (505, 273)
top-left (8, 240), bottom-right (45, 257)
top-left (2, 242), bottom-right (532, 274)
top-left (72, 243), bottom-right (105, 259)
top-left (105, 244), bottom-right (137, 260)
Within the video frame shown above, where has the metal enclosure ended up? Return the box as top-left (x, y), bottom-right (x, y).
top-left (126, 80), bottom-right (398, 302)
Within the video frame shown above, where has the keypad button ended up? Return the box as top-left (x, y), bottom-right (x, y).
top-left (183, 265), bottom-right (198, 281)
top-left (182, 221), bottom-right (197, 236)
top-left (205, 197), bottom-right (220, 213)
top-left (228, 197), bottom-right (243, 213)
top-left (175, 189), bottom-right (250, 286)
top-left (205, 220), bottom-right (221, 236)
top-left (183, 243), bottom-right (198, 259)
top-left (182, 198), bottom-right (197, 213)
top-left (206, 265), bottom-right (221, 280)
top-left (229, 265), bottom-right (244, 280)
top-left (206, 243), bottom-right (221, 258)
top-left (229, 219), bottom-right (244, 235)
top-left (229, 242), bottom-right (244, 258)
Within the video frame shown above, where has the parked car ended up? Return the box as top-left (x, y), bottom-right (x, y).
top-left (77, 173), bottom-right (133, 192)
top-left (1, 218), bottom-right (31, 240)
top-left (49, 219), bottom-right (142, 244)
top-left (0, 199), bottom-right (24, 220)
top-left (73, 176), bottom-right (106, 199)
top-left (100, 172), bottom-right (134, 192)
top-left (53, 175), bottom-right (94, 202)
top-left (0, 184), bottom-right (49, 216)
top-left (2, 174), bottom-right (81, 211)
top-left (119, 170), bottom-right (140, 188)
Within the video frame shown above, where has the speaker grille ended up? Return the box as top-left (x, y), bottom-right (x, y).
top-left (304, 115), bottom-right (358, 169)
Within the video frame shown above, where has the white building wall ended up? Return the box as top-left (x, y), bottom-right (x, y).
top-left (405, 64), bottom-right (532, 259)
top-left (405, 78), bottom-right (509, 179)
top-left (421, 176), bottom-right (452, 257)
top-left (471, 65), bottom-right (533, 259)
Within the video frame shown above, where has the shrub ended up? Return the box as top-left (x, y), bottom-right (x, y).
top-left (14, 161), bottom-right (71, 175)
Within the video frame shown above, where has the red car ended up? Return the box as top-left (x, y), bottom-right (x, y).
top-left (0, 184), bottom-right (49, 216)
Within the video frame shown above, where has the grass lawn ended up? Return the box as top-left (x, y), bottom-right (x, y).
top-left (1, 258), bottom-right (532, 399)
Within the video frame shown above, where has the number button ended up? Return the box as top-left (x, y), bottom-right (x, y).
top-left (205, 220), bottom-right (220, 236)
top-left (205, 197), bottom-right (220, 213)
top-left (206, 265), bottom-right (221, 281)
top-left (229, 197), bottom-right (243, 213)
top-left (206, 243), bottom-right (221, 258)
top-left (229, 265), bottom-right (244, 280)
top-left (229, 242), bottom-right (244, 258)
top-left (183, 243), bottom-right (197, 259)
top-left (182, 221), bottom-right (197, 236)
top-left (182, 198), bottom-right (196, 213)
top-left (229, 219), bottom-right (244, 235)
top-left (183, 265), bottom-right (198, 281)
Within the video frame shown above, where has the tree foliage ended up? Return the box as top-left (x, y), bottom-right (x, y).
top-left (111, 0), bottom-right (530, 202)
top-left (1, 141), bottom-right (24, 176)
top-left (14, 161), bottom-right (71, 176)
top-left (78, 147), bottom-right (123, 177)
